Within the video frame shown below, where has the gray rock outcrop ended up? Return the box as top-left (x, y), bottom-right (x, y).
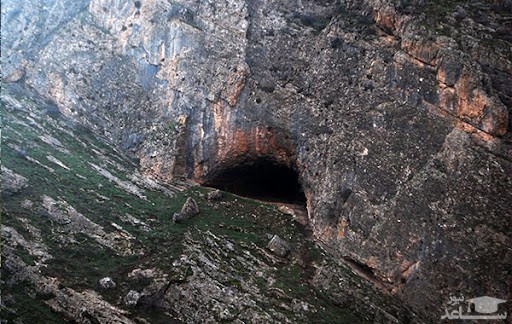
top-left (1, 166), bottom-right (29, 195)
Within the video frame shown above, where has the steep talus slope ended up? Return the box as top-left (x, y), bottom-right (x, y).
top-left (2, 0), bottom-right (512, 321)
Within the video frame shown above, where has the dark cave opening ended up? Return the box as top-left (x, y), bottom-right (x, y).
top-left (205, 159), bottom-right (306, 206)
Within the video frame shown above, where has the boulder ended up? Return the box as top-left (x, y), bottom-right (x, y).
top-left (99, 277), bottom-right (116, 290)
top-left (124, 290), bottom-right (140, 307)
top-left (207, 189), bottom-right (223, 202)
top-left (172, 197), bottom-right (199, 223)
top-left (267, 235), bottom-right (291, 257)
top-left (181, 197), bottom-right (199, 216)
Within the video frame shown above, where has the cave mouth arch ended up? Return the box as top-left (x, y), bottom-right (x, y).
top-left (204, 159), bottom-right (306, 206)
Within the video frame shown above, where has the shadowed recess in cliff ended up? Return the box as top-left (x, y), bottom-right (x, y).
top-left (205, 159), bottom-right (306, 205)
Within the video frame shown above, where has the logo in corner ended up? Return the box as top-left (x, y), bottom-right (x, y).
top-left (441, 295), bottom-right (507, 320)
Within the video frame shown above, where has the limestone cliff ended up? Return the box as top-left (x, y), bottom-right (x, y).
top-left (2, 0), bottom-right (512, 321)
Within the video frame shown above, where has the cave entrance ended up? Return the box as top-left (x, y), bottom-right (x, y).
top-left (205, 159), bottom-right (306, 206)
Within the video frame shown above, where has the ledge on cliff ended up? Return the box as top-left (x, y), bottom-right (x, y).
top-left (205, 159), bottom-right (306, 206)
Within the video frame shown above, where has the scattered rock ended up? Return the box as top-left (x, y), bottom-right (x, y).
top-left (207, 189), bottom-right (223, 202)
top-left (128, 268), bottom-right (164, 280)
top-left (224, 240), bottom-right (235, 251)
top-left (172, 212), bottom-right (187, 223)
top-left (21, 199), bottom-right (34, 209)
top-left (173, 197), bottom-right (199, 223)
top-left (267, 235), bottom-right (291, 257)
top-left (182, 197), bottom-right (199, 216)
top-left (124, 290), bottom-right (140, 307)
top-left (41, 195), bottom-right (135, 255)
top-left (277, 205), bottom-right (296, 217)
top-left (119, 213), bottom-right (151, 231)
top-left (1, 166), bottom-right (28, 195)
top-left (99, 277), bottom-right (116, 290)
top-left (130, 172), bottom-right (177, 198)
top-left (4, 68), bottom-right (25, 83)
top-left (89, 163), bottom-right (146, 199)
top-left (46, 155), bottom-right (70, 170)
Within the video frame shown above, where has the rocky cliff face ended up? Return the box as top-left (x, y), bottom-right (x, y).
top-left (3, 88), bottom-right (414, 323)
top-left (2, 0), bottom-right (512, 321)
